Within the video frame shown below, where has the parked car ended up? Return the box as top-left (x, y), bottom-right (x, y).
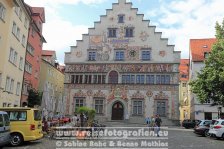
top-left (0, 107), bottom-right (43, 146)
top-left (182, 119), bottom-right (200, 129)
top-left (61, 116), bottom-right (71, 123)
top-left (0, 111), bottom-right (11, 147)
top-left (208, 119), bottom-right (224, 139)
top-left (194, 120), bottom-right (212, 137)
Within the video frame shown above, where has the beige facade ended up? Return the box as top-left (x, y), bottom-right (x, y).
top-left (64, 0), bottom-right (180, 123)
top-left (179, 59), bottom-right (190, 122)
top-left (0, 0), bottom-right (30, 107)
top-left (39, 58), bottom-right (65, 117)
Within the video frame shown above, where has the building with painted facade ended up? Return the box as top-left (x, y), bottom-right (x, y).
top-left (179, 59), bottom-right (190, 121)
top-left (21, 6), bottom-right (46, 106)
top-left (39, 50), bottom-right (65, 118)
top-left (0, 0), bottom-right (30, 107)
top-left (189, 38), bottom-right (220, 120)
top-left (64, 0), bottom-right (180, 123)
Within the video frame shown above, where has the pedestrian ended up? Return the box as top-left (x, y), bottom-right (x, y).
top-left (155, 114), bottom-right (162, 137)
top-left (150, 115), bottom-right (155, 130)
top-left (145, 116), bottom-right (150, 127)
top-left (80, 113), bottom-right (84, 127)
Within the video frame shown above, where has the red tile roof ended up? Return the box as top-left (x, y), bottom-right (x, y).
top-left (31, 7), bottom-right (45, 23)
top-left (190, 38), bottom-right (217, 62)
top-left (42, 50), bottom-right (55, 56)
top-left (179, 59), bottom-right (189, 81)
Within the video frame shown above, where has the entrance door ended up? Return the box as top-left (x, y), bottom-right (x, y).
top-left (112, 102), bottom-right (124, 120)
top-left (157, 101), bottom-right (166, 117)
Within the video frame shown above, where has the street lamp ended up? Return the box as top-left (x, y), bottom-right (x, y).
top-left (217, 106), bottom-right (222, 119)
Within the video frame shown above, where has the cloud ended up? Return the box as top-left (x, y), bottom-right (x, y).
top-left (24, 0), bottom-right (106, 6)
top-left (42, 18), bottom-right (88, 63)
top-left (146, 0), bottom-right (224, 58)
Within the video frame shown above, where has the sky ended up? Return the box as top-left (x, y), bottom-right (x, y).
top-left (24, 0), bottom-right (224, 64)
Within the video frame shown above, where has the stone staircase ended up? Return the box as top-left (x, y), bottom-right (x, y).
top-left (104, 118), bottom-right (180, 127)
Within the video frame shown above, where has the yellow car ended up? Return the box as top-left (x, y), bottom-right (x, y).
top-left (0, 107), bottom-right (43, 146)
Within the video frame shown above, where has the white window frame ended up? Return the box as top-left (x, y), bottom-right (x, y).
top-left (0, 3), bottom-right (6, 21)
top-left (16, 82), bottom-right (20, 95)
top-left (5, 77), bottom-right (10, 92)
top-left (10, 79), bottom-right (14, 93)
top-left (19, 57), bottom-right (23, 70)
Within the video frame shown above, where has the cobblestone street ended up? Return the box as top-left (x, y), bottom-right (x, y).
top-left (3, 122), bottom-right (224, 149)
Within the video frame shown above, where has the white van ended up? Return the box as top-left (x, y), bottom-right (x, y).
top-left (0, 111), bottom-right (10, 147)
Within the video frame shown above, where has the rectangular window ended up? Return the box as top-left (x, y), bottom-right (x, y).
top-left (18, 8), bottom-right (22, 20)
top-left (131, 75), bottom-right (135, 84)
top-left (0, 3), bottom-right (6, 21)
top-left (108, 28), bottom-right (117, 37)
top-left (146, 75), bottom-right (154, 84)
top-left (9, 48), bottom-right (14, 63)
top-left (22, 35), bottom-right (25, 46)
top-left (84, 75), bottom-right (92, 84)
top-left (13, 51), bottom-right (17, 64)
top-left (25, 61), bottom-right (32, 74)
top-left (165, 75), bottom-right (170, 84)
top-left (75, 98), bottom-right (84, 109)
top-left (8, 111), bottom-right (27, 121)
top-left (5, 77), bottom-right (10, 92)
top-left (118, 15), bottom-right (124, 23)
top-left (27, 43), bottom-right (34, 55)
top-left (24, 17), bottom-right (28, 28)
top-left (16, 27), bottom-right (20, 40)
top-left (161, 75), bottom-right (165, 84)
top-left (182, 83), bottom-right (187, 87)
top-left (88, 51), bottom-right (96, 61)
top-left (102, 75), bottom-right (106, 84)
top-left (12, 22), bottom-right (16, 35)
top-left (156, 75), bottom-right (161, 84)
top-left (10, 79), bottom-right (14, 93)
top-left (142, 50), bottom-right (151, 61)
top-left (133, 100), bottom-right (143, 115)
top-left (125, 27), bottom-right (134, 37)
top-left (74, 75), bottom-right (83, 84)
top-left (16, 82), bottom-right (20, 95)
top-left (136, 75), bottom-right (141, 84)
top-left (19, 57), bottom-right (23, 70)
top-left (95, 99), bottom-right (104, 114)
top-left (140, 75), bottom-right (145, 84)
top-left (93, 75), bottom-right (97, 84)
top-left (115, 51), bottom-right (124, 61)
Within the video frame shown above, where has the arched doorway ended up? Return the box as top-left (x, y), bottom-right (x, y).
top-left (108, 71), bottom-right (118, 84)
top-left (112, 101), bottom-right (124, 120)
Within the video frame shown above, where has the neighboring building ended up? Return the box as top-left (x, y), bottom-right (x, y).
top-left (189, 38), bottom-right (219, 120)
top-left (179, 59), bottom-right (190, 121)
top-left (0, 0), bottom-right (30, 107)
top-left (21, 5), bottom-right (46, 106)
top-left (39, 50), bottom-right (65, 118)
top-left (64, 0), bottom-right (181, 123)
top-left (42, 50), bottom-right (57, 66)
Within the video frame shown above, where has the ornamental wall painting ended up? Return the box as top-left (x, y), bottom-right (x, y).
top-left (130, 90), bottom-right (145, 99)
top-left (74, 90), bottom-right (86, 97)
top-left (65, 63), bottom-right (173, 73)
top-left (93, 90), bottom-right (106, 98)
top-left (139, 31), bottom-right (149, 41)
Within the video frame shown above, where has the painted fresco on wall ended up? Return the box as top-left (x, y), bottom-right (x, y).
top-left (74, 90), bottom-right (86, 97)
top-left (93, 90), bottom-right (106, 98)
top-left (130, 90), bottom-right (145, 99)
top-left (66, 63), bottom-right (173, 73)
top-left (107, 86), bottom-right (128, 102)
top-left (154, 91), bottom-right (169, 99)
top-left (139, 31), bottom-right (149, 41)
top-left (159, 51), bottom-right (166, 57)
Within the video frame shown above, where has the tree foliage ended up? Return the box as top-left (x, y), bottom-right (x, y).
top-left (27, 89), bottom-right (42, 108)
top-left (190, 19), bottom-right (224, 106)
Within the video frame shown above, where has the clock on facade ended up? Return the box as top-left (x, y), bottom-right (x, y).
top-left (129, 50), bottom-right (136, 57)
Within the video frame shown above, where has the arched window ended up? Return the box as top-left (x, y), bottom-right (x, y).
top-left (108, 71), bottom-right (118, 84)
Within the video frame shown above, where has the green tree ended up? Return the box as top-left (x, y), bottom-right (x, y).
top-left (27, 89), bottom-right (42, 107)
top-left (190, 19), bottom-right (224, 106)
